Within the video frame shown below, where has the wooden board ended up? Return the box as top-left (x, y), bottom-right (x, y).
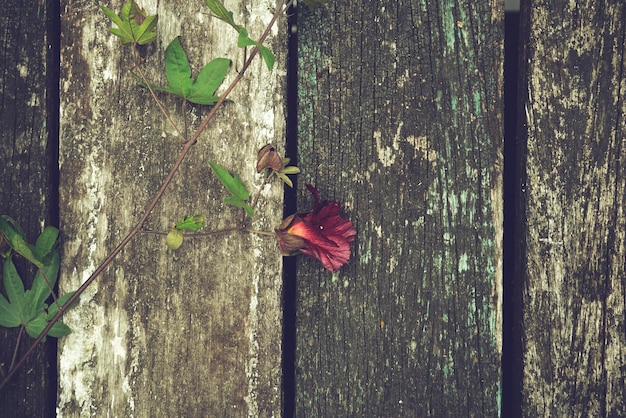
top-left (0, 0), bottom-right (58, 415)
top-left (57, 0), bottom-right (286, 415)
top-left (520, 1), bottom-right (626, 415)
top-left (296, 1), bottom-right (504, 415)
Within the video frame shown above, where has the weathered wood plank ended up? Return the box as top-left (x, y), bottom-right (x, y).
top-left (296, 1), bottom-right (503, 415)
top-left (0, 0), bottom-right (57, 415)
top-left (521, 1), bottom-right (626, 416)
top-left (57, 1), bottom-right (286, 415)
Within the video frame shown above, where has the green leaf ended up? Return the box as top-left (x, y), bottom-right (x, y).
top-left (0, 216), bottom-right (42, 268)
top-left (100, 1), bottom-right (158, 45)
top-left (34, 226), bottom-right (59, 261)
top-left (204, 2), bottom-right (274, 70)
top-left (277, 171), bottom-right (294, 188)
top-left (25, 312), bottom-right (70, 339)
top-left (237, 29), bottom-right (275, 70)
top-left (10, 234), bottom-right (42, 268)
top-left (0, 294), bottom-right (21, 328)
top-left (165, 37), bottom-right (193, 97)
top-left (134, 15), bottom-right (158, 45)
top-left (204, 0), bottom-right (242, 31)
top-left (101, 5), bottom-right (132, 43)
top-left (0, 215), bottom-right (25, 241)
top-left (258, 44), bottom-right (275, 70)
top-left (25, 313), bottom-right (47, 339)
top-left (26, 252), bottom-right (60, 315)
top-left (46, 321), bottom-right (73, 338)
top-left (209, 162), bottom-right (250, 201)
top-left (175, 215), bottom-right (205, 232)
top-left (188, 58), bottom-right (231, 104)
top-left (280, 166), bottom-right (300, 175)
top-left (237, 29), bottom-right (257, 48)
top-left (146, 38), bottom-right (230, 105)
top-left (47, 291), bottom-right (78, 320)
top-left (3, 258), bottom-right (25, 308)
top-left (223, 197), bottom-right (254, 216)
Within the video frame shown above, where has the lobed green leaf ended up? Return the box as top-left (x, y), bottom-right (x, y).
top-left (0, 294), bottom-right (21, 328)
top-left (46, 291), bottom-right (78, 320)
top-left (175, 215), bottom-right (205, 232)
top-left (25, 312), bottom-right (72, 340)
top-left (165, 37), bottom-right (193, 97)
top-left (147, 38), bottom-right (230, 105)
top-left (209, 162), bottom-right (250, 201)
top-left (100, 1), bottom-right (157, 45)
top-left (237, 29), bottom-right (275, 70)
top-left (26, 252), bottom-right (60, 315)
top-left (3, 258), bottom-right (25, 309)
top-left (189, 58), bottom-right (231, 104)
top-left (204, 0), bottom-right (242, 31)
top-left (222, 196), bottom-right (254, 217)
top-left (34, 226), bottom-right (58, 261)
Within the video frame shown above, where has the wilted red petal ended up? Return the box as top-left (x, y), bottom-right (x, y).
top-left (276, 185), bottom-right (356, 271)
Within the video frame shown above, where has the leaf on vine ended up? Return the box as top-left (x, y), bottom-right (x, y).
top-left (237, 29), bottom-right (275, 70)
top-left (24, 252), bottom-right (60, 316)
top-left (0, 293), bottom-right (21, 328)
top-left (145, 37), bottom-right (231, 105)
top-left (0, 220), bottom-right (75, 341)
top-left (34, 226), bottom-right (59, 262)
top-left (175, 215), bottom-right (205, 232)
top-left (47, 292), bottom-right (78, 320)
top-left (205, 0), bottom-right (275, 70)
top-left (209, 162), bottom-right (254, 216)
top-left (3, 258), bottom-right (25, 310)
top-left (204, 0), bottom-right (243, 31)
top-left (26, 313), bottom-right (72, 339)
top-left (101, 1), bottom-right (158, 45)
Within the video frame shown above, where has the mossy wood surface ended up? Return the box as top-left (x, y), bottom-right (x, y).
top-left (520, 1), bottom-right (626, 415)
top-left (0, 0), bottom-right (57, 415)
top-left (296, 1), bottom-right (504, 415)
top-left (57, 0), bottom-right (286, 416)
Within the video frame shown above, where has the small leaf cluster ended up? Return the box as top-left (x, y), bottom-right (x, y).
top-left (100, 1), bottom-right (158, 45)
top-left (166, 215), bottom-right (205, 250)
top-left (209, 162), bottom-right (254, 216)
top-left (144, 37), bottom-right (231, 105)
top-left (0, 216), bottom-right (76, 340)
top-left (204, 0), bottom-right (275, 70)
top-left (275, 158), bottom-right (300, 188)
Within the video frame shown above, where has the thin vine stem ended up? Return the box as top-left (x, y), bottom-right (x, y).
top-left (132, 61), bottom-right (186, 141)
top-left (142, 226), bottom-right (242, 237)
top-left (8, 326), bottom-right (24, 373)
top-left (0, 0), bottom-right (286, 391)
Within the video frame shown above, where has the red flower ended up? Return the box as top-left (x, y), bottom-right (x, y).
top-left (275, 185), bottom-right (356, 271)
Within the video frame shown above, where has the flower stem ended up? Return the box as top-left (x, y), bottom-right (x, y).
top-left (245, 228), bottom-right (276, 237)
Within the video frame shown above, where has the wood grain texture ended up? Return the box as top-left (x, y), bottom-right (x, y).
top-left (296, 1), bottom-right (503, 415)
top-left (521, 1), bottom-right (626, 416)
top-left (0, 0), bottom-right (57, 415)
top-left (57, 1), bottom-right (286, 416)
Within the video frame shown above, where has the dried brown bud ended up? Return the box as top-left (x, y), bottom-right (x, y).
top-left (256, 144), bottom-right (284, 173)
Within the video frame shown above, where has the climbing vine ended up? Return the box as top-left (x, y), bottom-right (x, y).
top-left (0, 0), bottom-right (348, 390)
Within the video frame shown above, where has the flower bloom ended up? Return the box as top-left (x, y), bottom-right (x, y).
top-left (275, 185), bottom-right (356, 271)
